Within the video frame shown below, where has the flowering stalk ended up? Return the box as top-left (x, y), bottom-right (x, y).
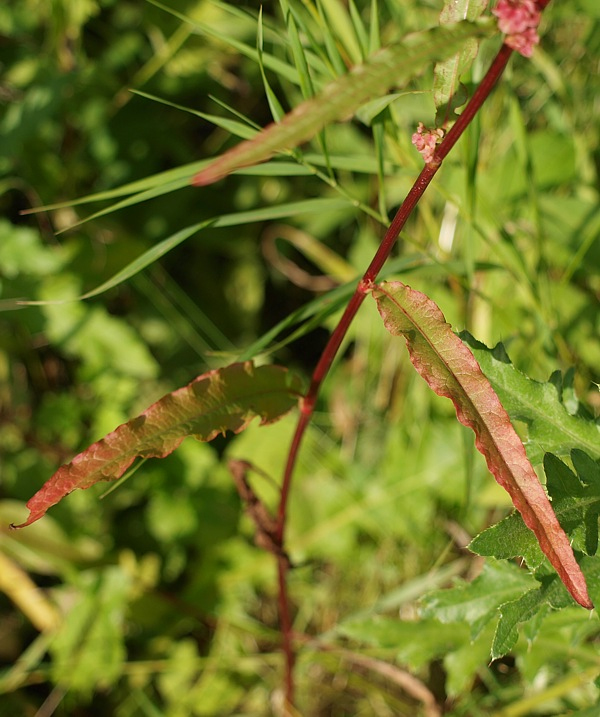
top-left (276, 0), bottom-right (553, 707)
top-left (492, 0), bottom-right (542, 57)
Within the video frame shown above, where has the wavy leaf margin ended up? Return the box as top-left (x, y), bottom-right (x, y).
top-left (12, 362), bottom-right (303, 529)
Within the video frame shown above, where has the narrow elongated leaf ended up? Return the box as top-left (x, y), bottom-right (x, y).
top-left (12, 363), bottom-right (303, 529)
top-left (13, 198), bottom-right (351, 307)
top-left (372, 281), bottom-right (592, 609)
top-left (192, 19), bottom-right (494, 186)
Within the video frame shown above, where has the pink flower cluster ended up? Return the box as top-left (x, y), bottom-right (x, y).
top-left (411, 123), bottom-right (444, 164)
top-left (492, 0), bottom-right (541, 57)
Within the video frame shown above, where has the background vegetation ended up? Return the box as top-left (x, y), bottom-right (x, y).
top-left (0, 0), bottom-right (599, 714)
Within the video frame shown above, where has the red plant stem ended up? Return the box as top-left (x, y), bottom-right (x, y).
top-left (277, 42), bottom-right (514, 542)
top-left (275, 1), bottom-right (552, 705)
top-left (277, 555), bottom-right (295, 710)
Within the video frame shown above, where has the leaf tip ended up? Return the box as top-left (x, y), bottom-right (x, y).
top-left (9, 514), bottom-right (41, 530)
top-left (571, 585), bottom-right (594, 610)
top-left (191, 171), bottom-right (217, 187)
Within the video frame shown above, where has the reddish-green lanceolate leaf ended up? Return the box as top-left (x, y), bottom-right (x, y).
top-left (11, 363), bottom-right (303, 530)
top-left (372, 281), bottom-right (592, 610)
top-left (192, 19), bottom-right (494, 187)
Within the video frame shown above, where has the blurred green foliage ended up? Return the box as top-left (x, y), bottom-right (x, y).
top-left (0, 0), bottom-right (599, 715)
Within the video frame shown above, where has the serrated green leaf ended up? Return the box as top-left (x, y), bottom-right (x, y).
top-left (545, 453), bottom-right (600, 556)
top-left (12, 363), bottom-right (303, 528)
top-left (471, 451), bottom-right (600, 566)
top-left (572, 448), bottom-right (600, 486)
top-left (193, 19), bottom-right (494, 185)
top-left (492, 588), bottom-right (548, 660)
top-left (469, 512), bottom-right (545, 568)
top-left (460, 332), bottom-right (600, 464)
top-left (492, 571), bottom-right (582, 660)
top-left (421, 561), bottom-right (535, 640)
top-left (546, 452), bottom-right (586, 499)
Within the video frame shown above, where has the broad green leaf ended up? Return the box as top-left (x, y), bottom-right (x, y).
top-left (420, 561), bottom-right (535, 640)
top-left (460, 332), bottom-right (600, 464)
top-left (433, 0), bottom-right (489, 127)
top-left (335, 616), bottom-right (469, 670)
top-left (192, 19), bottom-right (495, 186)
top-left (12, 363), bottom-right (303, 529)
top-left (372, 281), bottom-right (592, 609)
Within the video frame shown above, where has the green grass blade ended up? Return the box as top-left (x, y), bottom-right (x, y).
top-left (21, 161), bottom-right (208, 215)
top-left (281, 0), bottom-right (316, 100)
top-left (15, 199), bottom-right (351, 306)
top-left (131, 90), bottom-right (259, 139)
top-left (318, 0), bottom-right (363, 64)
top-left (16, 221), bottom-right (212, 306)
top-left (368, 0), bottom-right (381, 54)
top-left (348, 0), bottom-right (369, 59)
top-left (316, 0), bottom-right (347, 75)
top-left (148, 0), bottom-right (301, 86)
top-left (257, 8), bottom-right (286, 122)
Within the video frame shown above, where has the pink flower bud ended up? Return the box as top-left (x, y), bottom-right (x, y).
top-left (492, 0), bottom-right (541, 57)
top-left (411, 123), bottom-right (444, 164)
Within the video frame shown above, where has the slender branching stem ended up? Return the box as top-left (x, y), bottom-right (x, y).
top-left (277, 42), bottom-right (513, 540)
top-left (275, 1), bottom-right (552, 707)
